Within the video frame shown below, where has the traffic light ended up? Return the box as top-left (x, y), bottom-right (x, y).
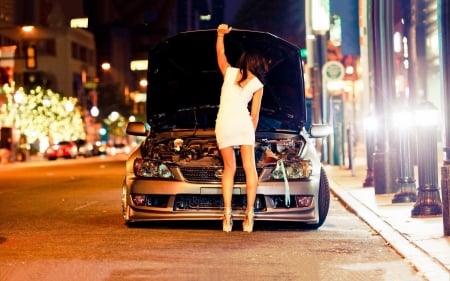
top-left (25, 46), bottom-right (37, 69)
top-left (300, 48), bottom-right (307, 59)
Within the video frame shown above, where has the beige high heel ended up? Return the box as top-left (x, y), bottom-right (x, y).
top-left (223, 207), bottom-right (233, 232)
top-left (242, 208), bottom-right (254, 233)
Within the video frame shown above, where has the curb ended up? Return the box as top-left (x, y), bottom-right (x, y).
top-left (329, 179), bottom-right (449, 281)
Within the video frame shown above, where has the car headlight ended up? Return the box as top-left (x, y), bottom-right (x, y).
top-left (133, 158), bottom-right (173, 178)
top-left (271, 159), bottom-right (312, 179)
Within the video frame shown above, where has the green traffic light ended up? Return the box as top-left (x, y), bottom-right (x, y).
top-left (300, 48), bottom-right (307, 59)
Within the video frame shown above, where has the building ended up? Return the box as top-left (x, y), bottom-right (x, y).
top-left (0, 0), bottom-right (97, 100)
top-left (0, 26), bottom-right (97, 97)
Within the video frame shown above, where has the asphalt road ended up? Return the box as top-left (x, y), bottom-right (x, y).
top-left (0, 157), bottom-right (426, 281)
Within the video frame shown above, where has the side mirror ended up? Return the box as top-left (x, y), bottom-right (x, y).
top-left (126, 122), bottom-right (147, 136)
top-left (309, 124), bottom-right (332, 138)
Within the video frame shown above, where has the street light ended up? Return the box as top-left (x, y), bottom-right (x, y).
top-left (312, 1), bottom-right (330, 124)
top-left (21, 26), bottom-right (34, 32)
top-left (311, 0), bottom-right (330, 163)
top-left (90, 106), bottom-right (99, 117)
top-left (311, 1), bottom-right (330, 33)
top-left (139, 78), bottom-right (148, 88)
top-left (101, 62), bottom-right (111, 71)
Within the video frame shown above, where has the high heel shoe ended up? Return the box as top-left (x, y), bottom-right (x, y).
top-left (222, 208), bottom-right (233, 232)
top-left (242, 209), bottom-right (254, 233)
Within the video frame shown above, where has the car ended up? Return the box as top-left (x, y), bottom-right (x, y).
top-left (45, 140), bottom-right (78, 160)
top-left (106, 142), bottom-right (130, 156)
top-left (122, 29), bottom-right (331, 229)
top-left (78, 141), bottom-right (107, 157)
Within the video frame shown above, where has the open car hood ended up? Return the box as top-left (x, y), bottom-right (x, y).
top-left (147, 29), bottom-right (306, 134)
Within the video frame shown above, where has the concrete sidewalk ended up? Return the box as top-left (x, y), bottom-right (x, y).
top-left (326, 157), bottom-right (450, 281)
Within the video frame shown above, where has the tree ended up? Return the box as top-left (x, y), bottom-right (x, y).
top-left (0, 85), bottom-right (86, 150)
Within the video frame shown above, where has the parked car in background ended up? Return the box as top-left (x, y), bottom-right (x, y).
top-left (45, 141), bottom-right (78, 160)
top-left (122, 29), bottom-right (331, 229)
top-left (78, 141), bottom-right (106, 157)
top-left (106, 142), bottom-right (131, 156)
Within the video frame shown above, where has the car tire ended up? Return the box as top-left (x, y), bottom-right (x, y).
top-left (303, 167), bottom-right (330, 230)
top-left (121, 183), bottom-right (132, 224)
top-left (123, 206), bottom-right (133, 226)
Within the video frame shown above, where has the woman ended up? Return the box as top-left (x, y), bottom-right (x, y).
top-left (215, 23), bottom-right (268, 232)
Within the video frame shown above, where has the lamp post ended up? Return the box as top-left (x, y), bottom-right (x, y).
top-left (391, 108), bottom-right (416, 203)
top-left (371, 0), bottom-right (398, 194)
top-left (411, 101), bottom-right (443, 217)
top-left (438, 0), bottom-right (450, 236)
top-left (311, 0), bottom-right (330, 164)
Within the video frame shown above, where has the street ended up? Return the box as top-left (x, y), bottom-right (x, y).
top-left (0, 157), bottom-right (425, 281)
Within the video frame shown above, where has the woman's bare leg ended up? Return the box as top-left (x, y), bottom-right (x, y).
top-left (220, 146), bottom-right (236, 231)
top-left (220, 146), bottom-right (236, 208)
top-left (240, 145), bottom-right (257, 232)
top-left (240, 145), bottom-right (257, 210)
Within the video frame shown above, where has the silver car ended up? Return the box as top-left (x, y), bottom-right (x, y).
top-left (122, 29), bottom-right (331, 229)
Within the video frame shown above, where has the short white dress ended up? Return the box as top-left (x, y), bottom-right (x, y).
top-left (215, 67), bottom-right (263, 149)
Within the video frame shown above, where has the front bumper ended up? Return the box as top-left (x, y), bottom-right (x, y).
top-left (122, 176), bottom-right (321, 223)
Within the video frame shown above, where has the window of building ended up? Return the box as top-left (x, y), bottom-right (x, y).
top-left (79, 45), bottom-right (87, 62)
top-left (71, 41), bottom-right (94, 64)
top-left (71, 42), bottom-right (78, 59)
top-left (0, 35), bottom-right (18, 47)
top-left (41, 39), bottom-right (56, 56)
top-left (22, 39), bottom-right (56, 56)
top-left (88, 49), bottom-right (95, 65)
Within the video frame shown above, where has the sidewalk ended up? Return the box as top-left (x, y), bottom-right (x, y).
top-left (326, 157), bottom-right (450, 281)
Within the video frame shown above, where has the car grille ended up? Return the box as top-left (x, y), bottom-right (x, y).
top-left (174, 194), bottom-right (266, 211)
top-left (179, 167), bottom-right (263, 183)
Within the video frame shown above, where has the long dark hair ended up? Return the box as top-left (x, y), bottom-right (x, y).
top-left (237, 49), bottom-right (268, 86)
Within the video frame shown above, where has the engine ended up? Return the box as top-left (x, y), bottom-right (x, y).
top-left (141, 136), bottom-right (306, 168)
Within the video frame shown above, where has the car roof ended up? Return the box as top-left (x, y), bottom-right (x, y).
top-left (147, 29), bottom-right (307, 133)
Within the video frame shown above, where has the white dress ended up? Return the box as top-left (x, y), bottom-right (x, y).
top-left (215, 67), bottom-right (263, 149)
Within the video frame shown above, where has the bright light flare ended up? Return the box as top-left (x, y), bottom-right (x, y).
top-left (90, 106), bottom-right (99, 117)
top-left (393, 109), bottom-right (414, 129)
top-left (101, 62), bottom-right (111, 71)
top-left (363, 115), bottom-right (377, 132)
top-left (108, 111), bottom-right (119, 122)
top-left (64, 101), bottom-right (74, 112)
top-left (139, 79), bottom-right (148, 87)
top-left (21, 26), bottom-right (34, 32)
top-left (415, 107), bottom-right (440, 127)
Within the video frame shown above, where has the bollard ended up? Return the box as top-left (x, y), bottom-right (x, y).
top-left (347, 126), bottom-right (355, 176)
top-left (373, 150), bottom-right (399, 194)
top-left (441, 166), bottom-right (450, 235)
top-left (411, 101), bottom-right (443, 217)
top-left (392, 109), bottom-right (416, 203)
top-left (363, 115), bottom-right (375, 187)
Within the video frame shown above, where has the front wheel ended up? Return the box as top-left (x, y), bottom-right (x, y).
top-left (304, 167), bottom-right (330, 229)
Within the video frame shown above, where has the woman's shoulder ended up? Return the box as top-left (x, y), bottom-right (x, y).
top-left (224, 66), bottom-right (239, 78)
top-left (226, 66), bottom-right (238, 73)
top-left (245, 76), bottom-right (263, 92)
